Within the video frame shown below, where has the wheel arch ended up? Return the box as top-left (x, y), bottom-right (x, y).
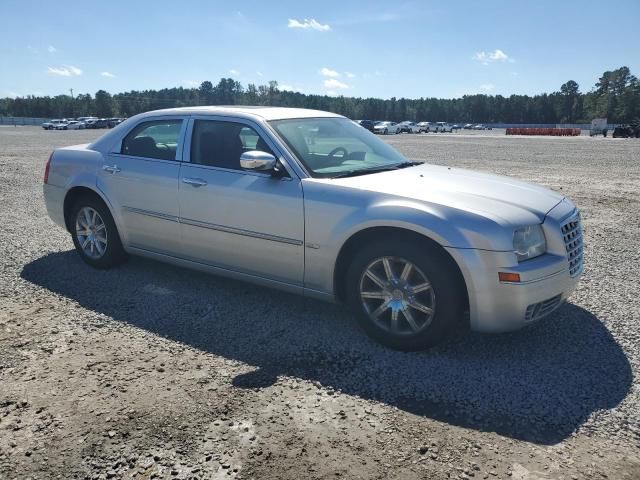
top-left (333, 226), bottom-right (469, 321)
top-left (63, 186), bottom-right (114, 233)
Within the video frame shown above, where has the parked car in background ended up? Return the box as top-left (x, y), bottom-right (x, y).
top-left (424, 122), bottom-right (441, 133)
top-left (472, 124), bottom-right (487, 130)
top-left (77, 116), bottom-right (98, 124)
top-left (54, 120), bottom-right (71, 130)
top-left (42, 119), bottom-right (65, 130)
top-left (107, 118), bottom-right (124, 128)
top-left (356, 120), bottom-right (376, 132)
top-left (416, 122), bottom-right (430, 133)
top-left (398, 121), bottom-right (421, 133)
top-left (612, 125), bottom-right (639, 138)
top-left (373, 121), bottom-right (400, 134)
top-left (43, 106), bottom-right (584, 351)
top-left (86, 119), bottom-right (109, 129)
top-left (452, 124), bottom-right (463, 131)
top-left (436, 122), bottom-right (453, 133)
top-left (63, 120), bottom-right (85, 130)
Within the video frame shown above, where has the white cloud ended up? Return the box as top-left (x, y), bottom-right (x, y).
top-left (47, 45), bottom-right (57, 53)
top-left (183, 80), bottom-right (200, 87)
top-left (479, 83), bottom-right (495, 92)
top-left (48, 67), bottom-right (71, 76)
top-left (345, 72), bottom-right (356, 78)
top-left (256, 71), bottom-right (264, 77)
top-left (287, 18), bottom-right (331, 31)
top-left (320, 67), bottom-right (340, 78)
top-left (324, 78), bottom-right (349, 89)
top-left (473, 49), bottom-right (513, 65)
top-left (229, 69), bottom-right (240, 75)
top-left (67, 65), bottom-right (83, 75)
top-left (47, 65), bottom-right (83, 77)
top-left (100, 71), bottom-right (115, 78)
top-left (490, 49), bottom-right (508, 61)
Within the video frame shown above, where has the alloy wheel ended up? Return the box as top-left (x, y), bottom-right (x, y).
top-left (359, 256), bottom-right (436, 335)
top-left (75, 207), bottom-right (108, 259)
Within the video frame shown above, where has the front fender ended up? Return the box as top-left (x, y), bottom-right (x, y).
top-left (302, 182), bottom-right (508, 294)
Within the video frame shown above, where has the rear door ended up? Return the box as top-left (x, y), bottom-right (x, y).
top-left (97, 117), bottom-right (187, 255)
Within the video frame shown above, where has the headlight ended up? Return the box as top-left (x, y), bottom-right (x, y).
top-left (513, 225), bottom-right (546, 262)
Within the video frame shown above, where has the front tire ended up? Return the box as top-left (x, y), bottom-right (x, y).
top-left (70, 196), bottom-right (126, 269)
top-left (346, 240), bottom-right (462, 351)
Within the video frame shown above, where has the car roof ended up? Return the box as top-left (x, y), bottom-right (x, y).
top-left (89, 106), bottom-right (345, 152)
top-left (139, 106), bottom-right (343, 121)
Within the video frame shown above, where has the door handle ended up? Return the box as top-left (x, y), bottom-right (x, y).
top-left (102, 164), bottom-right (121, 174)
top-left (182, 177), bottom-right (208, 187)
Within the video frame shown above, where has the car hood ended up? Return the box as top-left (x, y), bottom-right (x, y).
top-left (325, 163), bottom-right (564, 226)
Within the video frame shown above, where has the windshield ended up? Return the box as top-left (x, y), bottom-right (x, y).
top-left (270, 117), bottom-right (409, 178)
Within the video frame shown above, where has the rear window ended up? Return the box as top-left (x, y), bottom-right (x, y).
top-left (121, 120), bottom-right (183, 161)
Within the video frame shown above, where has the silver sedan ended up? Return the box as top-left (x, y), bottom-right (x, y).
top-left (43, 106), bottom-right (583, 350)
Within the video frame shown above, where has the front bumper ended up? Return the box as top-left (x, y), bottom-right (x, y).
top-left (445, 201), bottom-right (583, 332)
top-left (447, 247), bottom-right (580, 332)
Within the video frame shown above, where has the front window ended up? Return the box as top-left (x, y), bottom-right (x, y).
top-left (191, 120), bottom-right (275, 170)
top-left (270, 117), bottom-right (410, 178)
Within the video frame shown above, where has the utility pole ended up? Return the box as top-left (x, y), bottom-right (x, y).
top-left (69, 88), bottom-right (75, 118)
top-left (69, 88), bottom-right (74, 99)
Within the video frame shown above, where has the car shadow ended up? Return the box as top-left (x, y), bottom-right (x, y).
top-left (21, 251), bottom-right (632, 445)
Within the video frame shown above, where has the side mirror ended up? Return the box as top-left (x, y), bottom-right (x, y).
top-left (240, 150), bottom-right (277, 171)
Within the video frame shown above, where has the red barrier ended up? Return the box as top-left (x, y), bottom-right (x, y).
top-left (505, 128), bottom-right (581, 136)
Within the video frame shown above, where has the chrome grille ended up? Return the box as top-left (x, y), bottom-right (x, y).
top-left (561, 212), bottom-right (584, 277)
top-left (525, 295), bottom-right (563, 323)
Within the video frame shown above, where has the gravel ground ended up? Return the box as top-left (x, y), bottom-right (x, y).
top-left (1, 126), bottom-right (639, 479)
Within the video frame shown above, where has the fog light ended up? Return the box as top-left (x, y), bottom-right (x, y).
top-left (499, 272), bottom-right (521, 283)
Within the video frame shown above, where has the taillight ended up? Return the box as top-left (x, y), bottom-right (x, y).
top-left (44, 152), bottom-right (53, 184)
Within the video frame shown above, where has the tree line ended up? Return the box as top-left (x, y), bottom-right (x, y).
top-left (1, 66), bottom-right (638, 124)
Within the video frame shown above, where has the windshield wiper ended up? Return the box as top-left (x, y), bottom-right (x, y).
top-left (395, 161), bottom-right (421, 169)
top-left (331, 165), bottom-right (400, 179)
top-left (330, 161), bottom-right (420, 179)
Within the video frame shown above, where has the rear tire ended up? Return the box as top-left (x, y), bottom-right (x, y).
top-left (70, 196), bottom-right (126, 269)
top-left (346, 239), bottom-right (462, 351)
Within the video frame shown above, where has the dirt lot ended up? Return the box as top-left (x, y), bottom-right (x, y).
top-left (1, 126), bottom-right (639, 479)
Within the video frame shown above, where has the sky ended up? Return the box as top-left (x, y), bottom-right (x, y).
top-left (1, 0), bottom-right (638, 100)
